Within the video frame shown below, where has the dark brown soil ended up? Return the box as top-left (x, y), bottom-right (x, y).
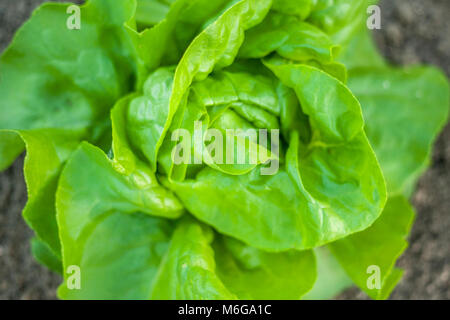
top-left (0, 0), bottom-right (449, 300)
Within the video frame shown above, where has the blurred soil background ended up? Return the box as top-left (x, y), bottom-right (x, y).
top-left (0, 0), bottom-right (449, 299)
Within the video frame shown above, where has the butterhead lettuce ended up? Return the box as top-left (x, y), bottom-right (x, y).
top-left (0, 0), bottom-right (448, 300)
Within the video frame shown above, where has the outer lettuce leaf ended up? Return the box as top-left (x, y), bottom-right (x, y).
top-left (56, 142), bottom-right (183, 234)
top-left (337, 16), bottom-right (385, 70)
top-left (0, 132), bottom-right (24, 171)
top-left (286, 129), bottom-right (385, 247)
top-left (0, 0), bottom-right (140, 267)
top-left (331, 0), bottom-right (448, 299)
top-left (329, 196), bottom-right (415, 299)
top-left (0, 0), bottom-right (139, 168)
top-left (150, 218), bottom-right (316, 300)
top-left (0, 129), bottom-right (84, 257)
top-left (31, 237), bottom-right (63, 275)
top-left (56, 92), bottom-right (185, 224)
top-left (56, 95), bottom-right (186, 298)
top-left (214, 236), bottom-right (316, 299)
top-left (56, 142), bottom-right (181, 299)
top-left (20, 129), bottom-right (84, 255)
top-left (0, 0), bottom-right (142, 266)
top-left (58, 209), bottom-right (174, 299)
top-left (150, 219), bottom-right (236, 299)
top-left (303, 247), bottom-right (352, 300)
top-left (348, 67), bottom-right (450, 196)
top-left (308, 0), bottom-right (367, 44)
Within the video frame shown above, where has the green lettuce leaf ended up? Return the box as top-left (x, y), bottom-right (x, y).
top-left (31, 237), bottom-right (63, 275)
top-left (239, 12), bottom-right (339, 64)
top-left (127, 0), bottom-right (242, 76)
top-left (58, 209), bottom-right (174, 299)
top-left (135, 0), bottom-right (175, 27)
top-left (0, 128), bottom-right (84, 257)
top-left (308, 0), bottom-right (368, 44)
top-left (331, 0), bottom-right (448, 299)
top-left (329, 196), bottom-right (415, 299)
top-left (151, 218), bottom-right (317, 299)
top-left (56, 142), bottom-right (181, 299)
top-left (150, 219), bottom-right (236, 299)
top-left (272, 0), bottom-right (312, 20)
top-left (0, 131), bottom-right (24, 171)
top-left (2, 0), bottom-right (448, 301)
top-left (214, 236), bottom-right (316, 299)
top-left (337, 14), bottom-right (385, 70)
top-left (163, 62), bottom-right (385, 251)
top-left (126, 67), bottom-right (176, 171)
top-left (0, 0), bottom-right (139, 168)
top-left (127, 0), bottom-right (272, 172)
top-left (348, 67), bottom-right (450, 196)
top-left (56, 142), bottom-right (183, 237)
top-left (303, 247), bottom-right (352, 300)
top-left (158, 68), bottom-right (279, 178)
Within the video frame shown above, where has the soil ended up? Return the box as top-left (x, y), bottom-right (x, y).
top-left (0, 0), bottom-right (449, 300)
